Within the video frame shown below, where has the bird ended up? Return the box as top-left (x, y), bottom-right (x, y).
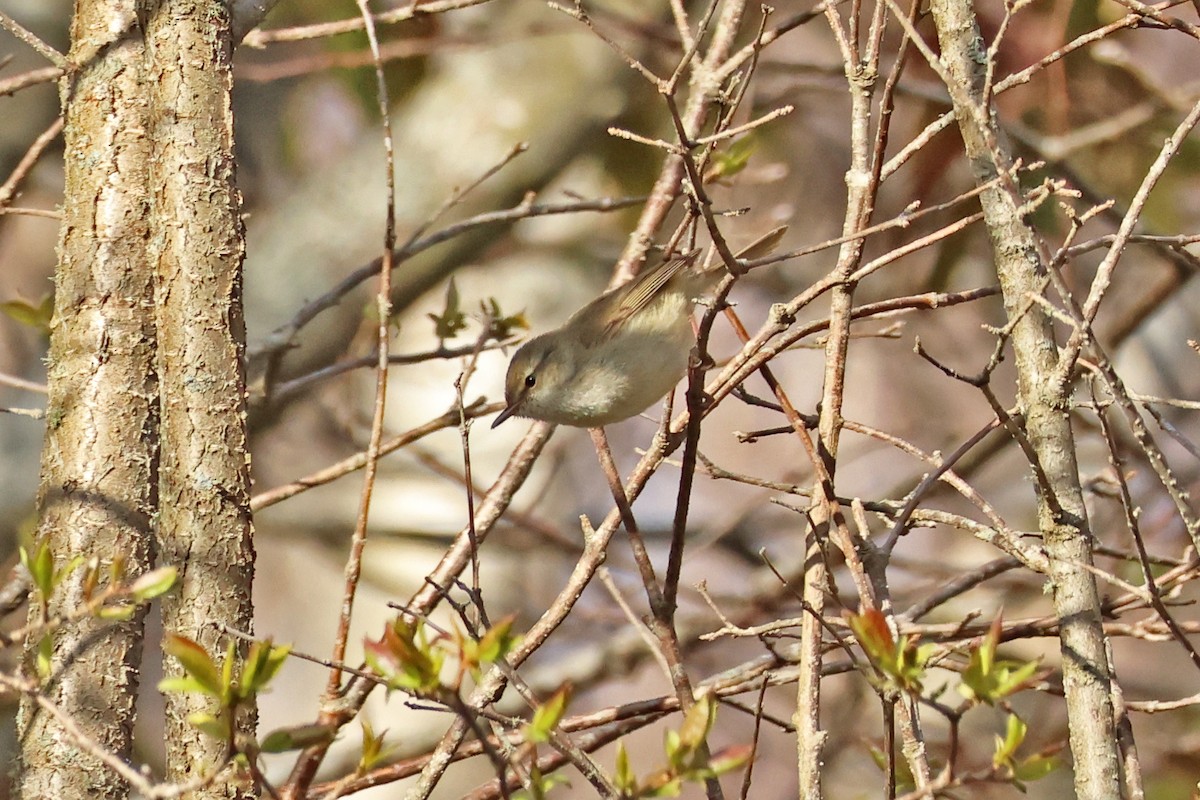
top-left (491, 248), bottom-right (719, 428)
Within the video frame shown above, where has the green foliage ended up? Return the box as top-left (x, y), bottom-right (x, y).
top-left (858, 613), bottom-right (1055, 793)
top-left (363, 618), bottom-right (446, 695)
top-left (610, 692), bottom-right (749, 798)
top-left (959, 616), bottom-right (1043, 706)
top-left (482, 296), bottom-right (528, 341)
top-left (127, 566), bottom-right (179, 602)
top-left (19, 538), bottom-right (83, 612)
top-left (420, 279), bottom-right (528, 348)
top-left (992, 714), bottom-right (1058, 791)
top-left (704, 136), bottom-right (756, 184)
top-left (0, 293), bottom-right (54, 334)
top-left (458, 613), bottom-right (520, 680)
top-left (159, 635), bottom-right (292, 747)
top-left (427, 278), bottom-right (468, 341)
top-left (19, 540), bottom-right (174, 628)
top-left (848, 609), bottom-right (934, 695)
top-left (506, 684), bottom-right (574, 798)
top-left (97, 565), bottom-right (178, 621)
top-left (19, 544), bottom-right (178, 681)
top-left (525, 684), bottom-right (571, 745)
top-left (240, 637), bottom-right (292, 699)
top-left (34, 633), bottom-right (52, 679)
top-left (160, 635), bottom-right (225, 698)
top-left (357, 719), bottom-right (395, 772)
top-left (260, 722), bottom-right (338, 755)
top-left (364, 614), bottom-right (521, 696)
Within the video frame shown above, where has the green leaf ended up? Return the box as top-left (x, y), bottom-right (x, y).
top-left (993, 714), bottom-right (1027, 769)
top-left (643, 775), bottom-right (682, 797)
top-left (0, 293), bottom-right (54, 333)
top-left (677, 692), bottom-right (716, 754)
top-left (474, 614), bottom-right (520, 665)
top-left (427, 278), bottom-right (468, 340)
top-left (239, 638), bottom-right (291, 697)
top-left (20, 539), bottom-right (54, 600)
top-left (961, 655), bottom-right (1041, 705)
top-left (848, 609), bottom-right (929, 693)
top-left (704, 136), bottom-right (756, 183)
top-left (992, 714), bottom-right (1059, 787)
top-left (663, 728), bottom-right (681, 763)
top-left (158, 675), bottom-right (213, 695)
top-left (481, 298), bottom-right (528, 341)
top-left (1013, 753), bottom-right (1058, 783)
top-left (707, 743), bottom-right (752, 776)
top-left (364, 619), bottom-right (445, 694)
top-left (163, 634), bottom-right (223, 697)
top-left (261, 723), bottom-right (337, 754)
top-left (259, 729), bottom-right (296, 754)
top-left (614, 741), bottom-right (637, 796)
top-left (35, 633), bottom-right (53, 679)
top-left (526, 684), bottom-right (571, 744)
top-left (187, 711), bottom-right (230, 741)
top-left (96, 603), bottom-right (136, 621)
top-left (867, 743), bottom-right (888, 772)
top-left (128, 566), bottom-right (177, 602)
top-left (357, 719), bottom-right (394, 772)
top-left (896, 641), bottom-right (935, 689)
top-left (849, 609), bottom-right (896, 666)
top-left (960, 617), bottom-right (1042, 706)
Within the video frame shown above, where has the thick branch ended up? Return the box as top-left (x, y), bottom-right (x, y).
top-left (924, 0), bottom-right (1122, 796)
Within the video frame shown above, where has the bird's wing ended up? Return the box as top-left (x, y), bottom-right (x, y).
top-left (601, 249), bottom-right (701, 335)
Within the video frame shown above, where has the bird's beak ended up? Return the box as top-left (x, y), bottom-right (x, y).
top-left (491, 400), bottom-right (521, 428)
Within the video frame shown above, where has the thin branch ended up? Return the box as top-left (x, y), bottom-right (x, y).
top-left (1055, 95), bottom-right (1200, 386)
top-left (0, 12), bottom-right (69, 69)
top-left (0, 115), bottom-right (63, 207)
top-left (242, 0), bottom-right (494, 45)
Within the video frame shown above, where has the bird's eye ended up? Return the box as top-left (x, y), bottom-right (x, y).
top-left (524, 374), bottom-right (537, 388)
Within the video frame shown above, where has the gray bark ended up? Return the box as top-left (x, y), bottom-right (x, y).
top-left (927, 1), bottom-right (1123, 796)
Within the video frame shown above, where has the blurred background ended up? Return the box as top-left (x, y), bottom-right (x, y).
top-left (2, 0), bottom-right (1200, 797)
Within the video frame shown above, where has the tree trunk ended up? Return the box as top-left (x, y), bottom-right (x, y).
top-left (144, 0), bottom-right (256, 793)
top-left (16, 3), bottom-right (157, 798)
top-left (928, 1), bottom-right (1123, 795)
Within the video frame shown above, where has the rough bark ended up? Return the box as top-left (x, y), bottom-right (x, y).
top-left (15, 3), bottom-right (157, 798)
top-left (144, 0), bottom-right (256, 793)
top-left (927, 1), bottom-right (1123, 796)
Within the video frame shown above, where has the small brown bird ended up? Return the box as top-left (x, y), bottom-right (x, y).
top-left (492, 250), bottom-right (715, 428)
top-left (492, 227), bottom-right (786, 428)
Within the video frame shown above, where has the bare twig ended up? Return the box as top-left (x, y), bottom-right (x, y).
top-left (0, 12), bottom-right (69, 69)
top-left (0, 115), bottom-right (63, 207)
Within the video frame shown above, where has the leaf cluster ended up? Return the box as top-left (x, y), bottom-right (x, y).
top-left (19, 539), bottom-right (177, 678)
top-left (159, 634), bottom-right (291, 752)
top-left (363, 614), bottom-right (521, 697)
top-left (613, 693), bottom-right (748, 799)
top-left (851, 610), bottom-right (1056, 790)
